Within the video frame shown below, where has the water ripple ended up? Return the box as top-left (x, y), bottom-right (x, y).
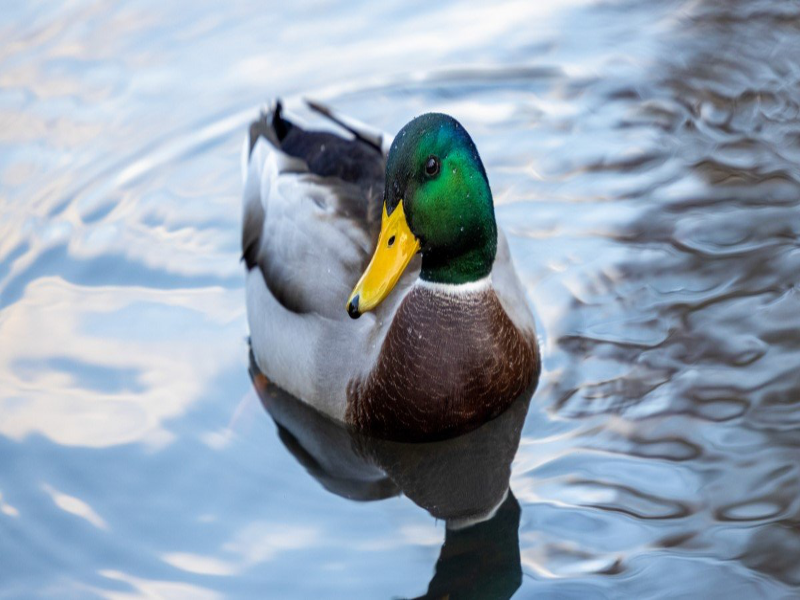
top-left (3, 0), bottom-right (800, 597)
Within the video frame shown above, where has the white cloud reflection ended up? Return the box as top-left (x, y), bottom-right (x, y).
top-left (158, 522), bottom-right (321, 579)
top-left (99, 570), bottom-right (221, 600)
top-left (0, 277), bottom-right (243, 448)
top-left (0, 491), bottom-right (19, 518)
top-left (221, 522), bottom-right (320, 566)
top-left (41, 483), bottom-right (108, 530)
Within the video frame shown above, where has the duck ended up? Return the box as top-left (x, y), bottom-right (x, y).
top-left (242, 100), bottom-right (539, 442)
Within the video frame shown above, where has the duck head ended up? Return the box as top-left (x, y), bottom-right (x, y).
top-left (347, 113), bottom-right (497, 318)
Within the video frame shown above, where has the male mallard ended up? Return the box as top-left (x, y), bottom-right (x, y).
top-left (242, 101), bottom-right (539, 441)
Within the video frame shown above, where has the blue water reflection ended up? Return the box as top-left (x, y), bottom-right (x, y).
top-left (2, 0), bottom-right (800, 597)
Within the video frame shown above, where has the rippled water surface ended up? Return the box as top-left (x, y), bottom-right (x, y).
top-left (3, 0), bottom-right (800, 597)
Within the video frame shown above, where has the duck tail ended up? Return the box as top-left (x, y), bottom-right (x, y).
top-left (304, 98), bottom-right (383, 153)
top-left (247, 99), bottom-right (293, 159)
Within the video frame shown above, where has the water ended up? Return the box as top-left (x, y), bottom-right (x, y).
top-left (2, 0), bottom-right (800, 597)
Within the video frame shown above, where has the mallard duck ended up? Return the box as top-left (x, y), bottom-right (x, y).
top-left (242, 100), bottom-right (539, 441)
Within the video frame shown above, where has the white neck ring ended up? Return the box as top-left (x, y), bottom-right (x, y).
top-left (416, 275), bottom-right (492, 296)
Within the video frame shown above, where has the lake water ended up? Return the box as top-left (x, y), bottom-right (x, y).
top-left (2, 0), bottom-right (800, 597)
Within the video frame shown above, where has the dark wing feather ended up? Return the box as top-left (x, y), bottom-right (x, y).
top-left (244, 101), bottom-right (386, 316)
top-left (249, 100), bottom-right (385, 194)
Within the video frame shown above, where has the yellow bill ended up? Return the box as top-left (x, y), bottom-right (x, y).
top-left (347, 201), bottom-right (420, 318)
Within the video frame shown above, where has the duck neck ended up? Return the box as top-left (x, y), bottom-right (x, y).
top-left (419, 239), bottom-right (496, 285)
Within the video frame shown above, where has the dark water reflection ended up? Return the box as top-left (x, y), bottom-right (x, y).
top-left (2, 0), bottom-right (800, 597)
top-left (252, 358), bottom-right (528, 599)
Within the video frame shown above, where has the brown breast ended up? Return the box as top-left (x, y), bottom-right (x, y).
top-left (346, 285), bottom-right (539, 441)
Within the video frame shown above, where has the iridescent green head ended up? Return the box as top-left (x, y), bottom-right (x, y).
top-left (385, 113), bottom-right (497, 285)
top-left (346, 113), bottom-right (497, 317)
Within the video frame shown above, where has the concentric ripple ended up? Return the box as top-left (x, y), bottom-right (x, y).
top-left (1, 0), bottom-right (799, 597)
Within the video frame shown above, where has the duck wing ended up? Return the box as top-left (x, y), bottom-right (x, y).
top-left (242, 101), bottom-right (386, 318)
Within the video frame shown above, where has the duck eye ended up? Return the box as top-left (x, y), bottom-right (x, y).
top-left (424, 156), bottom-right (440, 177)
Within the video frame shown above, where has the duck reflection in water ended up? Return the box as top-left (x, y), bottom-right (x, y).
top-left (250, 352), bottom-right (532, 600)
